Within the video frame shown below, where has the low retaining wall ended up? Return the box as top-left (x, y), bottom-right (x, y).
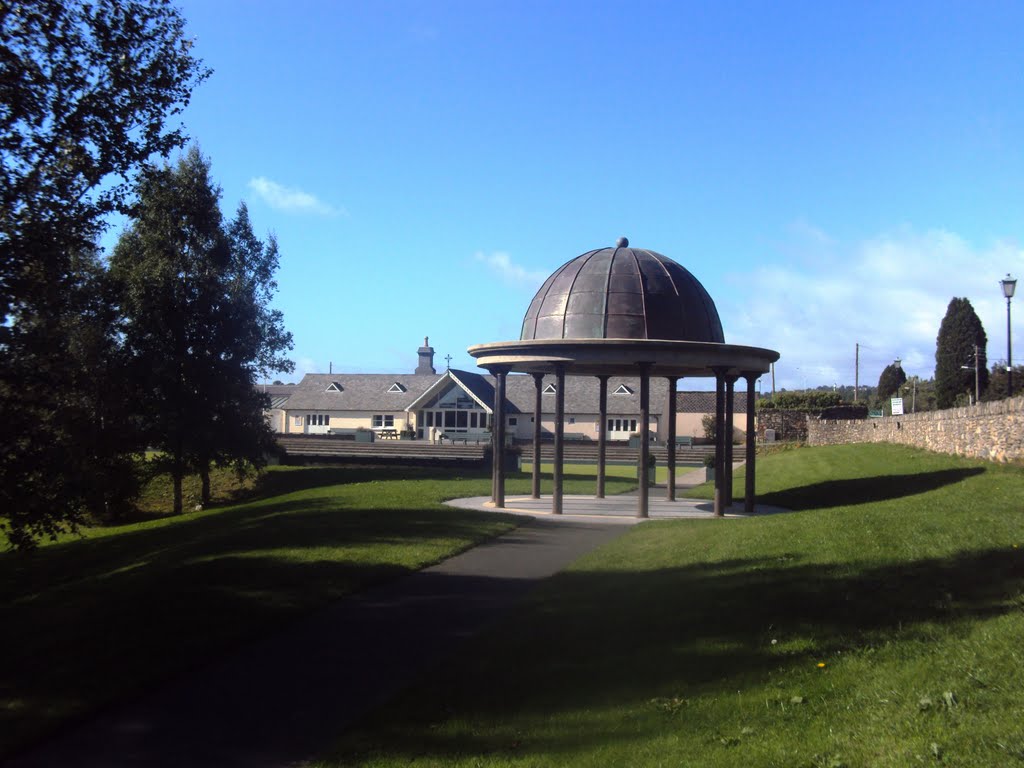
top-left (808, 395), bottom-right (1024, 463)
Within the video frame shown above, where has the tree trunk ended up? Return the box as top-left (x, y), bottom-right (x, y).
top-left (172, 472), bottom-right (183, 515)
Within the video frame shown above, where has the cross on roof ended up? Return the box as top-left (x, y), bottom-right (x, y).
top-left (445, 354), bottom-right (453, 370)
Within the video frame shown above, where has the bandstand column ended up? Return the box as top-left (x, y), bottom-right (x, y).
top-left (666, 376), bottom-right (678, 501)
top-left (553, 365), bottom-right (566, 515)
top-left (712, 367), bottom-right (727, 517)
top-left (724, 373), bottom-right (738, 506)
top-left (532, 372), bottom-right (544, 499)
top-left (638, 363), bottom-right (652, 518)
top-left (596, 375), bottom-right (609, 498)
top-left (491, 366), bottom-right (510, 508)
top-left (743, 372), bottom-right (759, 515)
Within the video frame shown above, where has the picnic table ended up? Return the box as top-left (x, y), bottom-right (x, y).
top-left (377, 428), bottom-right (399, 440)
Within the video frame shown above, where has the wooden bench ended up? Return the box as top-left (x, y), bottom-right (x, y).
top-left (672, 435), bottom-right (694, 448)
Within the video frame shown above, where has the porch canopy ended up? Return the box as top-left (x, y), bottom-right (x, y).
top-left (468, 238), bottom-right (779, 518)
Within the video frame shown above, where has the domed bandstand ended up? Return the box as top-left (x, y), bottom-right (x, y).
top-left (468, 238), bottom-right (780, 518)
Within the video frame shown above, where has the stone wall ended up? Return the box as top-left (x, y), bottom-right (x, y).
top-left (757, 409), bottom-right (811, 442)
top-left (807, 395), bottom-right (1024, 463)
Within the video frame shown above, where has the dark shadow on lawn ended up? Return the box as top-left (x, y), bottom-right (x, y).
top-left (327, 544), bottom-right (1024, 765)
top-left (758, 467), bottom-right (986, 510)
top-left (7, 524), bottom-right (1023, 767)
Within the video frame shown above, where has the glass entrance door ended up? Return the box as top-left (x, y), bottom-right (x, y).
top-left (606, 418), bottom-right (637, 441)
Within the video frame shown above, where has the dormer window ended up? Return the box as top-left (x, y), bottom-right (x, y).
top-left (387, 382), bottom-right (407, 393)
top-left (613, 384), bottom-right (633, 395)
top-left (325, 381), bottom-right (343, 392)
top-left (543, 383), bottom-right (557, 394)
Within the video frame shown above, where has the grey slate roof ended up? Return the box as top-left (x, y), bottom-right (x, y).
top-left (283, 370), bottom-right (677, 417)
top-left (676, 390), bottom-right (749, 413)
top-left (258, 383), bottom-right (298, 409)
top-left (282, 373), bottom-right (440, 411)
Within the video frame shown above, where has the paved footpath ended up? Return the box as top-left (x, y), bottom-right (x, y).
top-left (8, 515), bottom-right (635, 768)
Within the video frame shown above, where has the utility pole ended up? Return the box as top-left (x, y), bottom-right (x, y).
top-left (854, 342), bottom-right (859, 402)
top-left (974, 343), bottom-right (980, 403)
top-left (771, 362), bottom-right (776, 399)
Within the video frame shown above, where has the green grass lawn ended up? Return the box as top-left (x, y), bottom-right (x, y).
top-left (0, 465), bottom-right (637, 759)
top-left (320, 444), bottom-right (1024, 768)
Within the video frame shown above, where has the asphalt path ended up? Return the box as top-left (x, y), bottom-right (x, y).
top-left (7, 515), bottom-right (634, 768)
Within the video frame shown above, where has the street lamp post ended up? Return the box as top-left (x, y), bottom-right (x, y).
top-left (1001, 274), bottom-right (1017, 398)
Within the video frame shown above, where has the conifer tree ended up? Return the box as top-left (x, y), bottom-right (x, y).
top-left (934, 297), bottom-right (988, 408)
top-left (111, 149), bottom-right (292, 512)
top-left (876, 362), bottom-right (908, 403)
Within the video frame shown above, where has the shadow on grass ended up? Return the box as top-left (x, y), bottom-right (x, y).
top-left (0, 485), bottom-right (521, 759)
top-left (331, 543), bottom-right (1024, 764)
top-left (757, 467), bottom-right (986, 510)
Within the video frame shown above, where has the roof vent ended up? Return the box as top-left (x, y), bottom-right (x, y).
top-left (326, 382), bottom-right (343, 392)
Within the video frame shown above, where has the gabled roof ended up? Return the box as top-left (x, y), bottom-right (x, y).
top-left (259, 383), bottom-right (296, 410)
top-left (283, 370), bottom-right (680, 416)
top-left (676, 390), bottom-right (748, 414)
top-left (283, 373), bottom-right (439, 411)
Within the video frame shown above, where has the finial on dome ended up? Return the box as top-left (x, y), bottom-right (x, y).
top-left (616, 236), bottom-right (629, 248)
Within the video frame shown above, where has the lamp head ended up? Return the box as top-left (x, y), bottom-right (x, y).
top-left (1002, 273), bottom-right (1017, 299)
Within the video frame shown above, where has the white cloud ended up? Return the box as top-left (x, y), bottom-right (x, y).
top-left (295, 356), bottom-right (319, 377)
top-left (721, 225), bottom-right (1024, 390)
top-left (474, 251), bottom-right (548, 286)
top-left (247, 177), bottom-right (345, 217)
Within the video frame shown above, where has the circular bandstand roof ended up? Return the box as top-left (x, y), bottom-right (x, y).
top-left (469, 238), bottom-right (779, 378)
top-left (520, 237), bottom-right (725, 343)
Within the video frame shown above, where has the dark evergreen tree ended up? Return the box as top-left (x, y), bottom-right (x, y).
top-left (876, 363), bottom-right (908, 403)
top-left (111, 150), bottom-right (292, 512)
top-left (934, 298), bottom-right (989, 408)
top-left (0, 0), bottom-right (207, 548)
top-left (192, 203), bottom-right (294, 503)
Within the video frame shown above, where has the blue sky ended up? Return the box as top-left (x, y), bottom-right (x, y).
top-left (108, 0), bottom-right (1024, 390)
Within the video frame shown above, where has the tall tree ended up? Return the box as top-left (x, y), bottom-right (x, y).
top-left (876, 362), bottom-right (908, 403)
top-left (934, 297), bottom-right (989, 408)
top-left (192, 203), bottom-right (294, 503)
top-left (0, 0), bottom-right (208, 548)
top-left (111, 149), bottom-right (293, 512)
top-left (111, 148), bottom-right (227, 514)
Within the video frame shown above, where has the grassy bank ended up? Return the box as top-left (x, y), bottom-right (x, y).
top-left (0, 466), bottom-right (636, 759)
top-left (322, 444), bottom-right (1024, 767)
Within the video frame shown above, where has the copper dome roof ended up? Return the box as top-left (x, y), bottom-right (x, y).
top-left (520, 239), bottom-right (724, 343)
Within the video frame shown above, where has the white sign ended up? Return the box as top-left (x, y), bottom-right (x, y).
top-left (891, 397), bottom-right (904, 416)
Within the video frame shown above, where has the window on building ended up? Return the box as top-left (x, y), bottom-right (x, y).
top-left (543, 383), bottom-right (557, 394)
top-left (613, 384), bottom-right (633, 395)
top-left (325, 382), bottom-right (343, 392)
top-left (372, 414), bottom-right (395, 428)
top-left (306, 414), bottom-right (329, 426)
top-left (509, 417), bottom-right (518, 426)
top-left (387, 382), bottom-right (406, 393)
top-left (294, 416), bottom-right (303, 427)
top-left (568, 417), bottom-right (575, 424)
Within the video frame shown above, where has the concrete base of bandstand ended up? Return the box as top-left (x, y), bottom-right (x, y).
top-left (445, 492), bottom-right (789, 521)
